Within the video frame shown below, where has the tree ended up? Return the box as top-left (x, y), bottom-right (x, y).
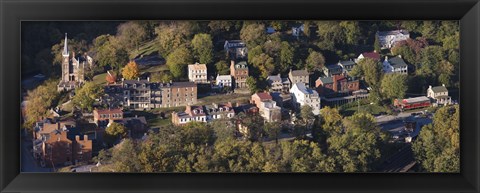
top-left (106, 122), bottom-right (128, 138)
top-left (211, 118), bottom-right (236, 142)
top-left (381, 73), bottom-right (408, 100)
top-left (251, 53), bottom-right (275, 78)
top-left (413, 105), bottom-right (459, 172)
top-left (150, 71), bottom-right (173, 83)
top-left (24, 79), bottom-right (60, 129)
top-left (300, 105), bottom-right (315, 127)
top-left (436, 60), bottom-right (454, 87)
top-left (116, 21), bottom-right (148, 52)
top-left (327, 113), bottom-right (383, 172)
top-left (121, 61), bottom-right (140, 80)
top-left (264, 122), bottom-right (282, 144)
top-left (319, 106), bottom-right (343, 136)
top-left (155, 21), bottom-right (199, 56)
top-left (359, 58), bottom-right (383, 87)
top-left (240, 22), bottom-right (266, 48)
top-left (191, 33), bottom-right (214, 64)
top-left (279, 41), bottom-right (295, 73)
top-left (305, 50), bottom-right (326, 72)
top-left (166, 46), bottom-right (194, 79)
top-left (215, 60), bottom-right (230, 75)
top-left (246, 76), bottom-right (261, 94)
top-left (339, 21), bottom-right (361, 45)
top-left (72, 81), bottom-right (104, 112)
top-left (373, 35), bottom-right (381, 52)
top-left (111, 139), bottom-right (143, 172)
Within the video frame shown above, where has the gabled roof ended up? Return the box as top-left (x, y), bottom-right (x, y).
top-left (254, 92), bottom-right (273, 100)
top-left (293, 83), bottom-right (318, 96)
top-left (216, 75), bottom-right (232, 80)
top-left (290, 69), bottom-right (309, 76)
top-left (267, 74), bottom-right (282, 82)
top-left (339, 60), bottom-right (356, 66)
top-left (360, 52), bottom-right (380, 60)
top-left (317, 76), bottom-right (333, 84)
top-left (388, 56), bottom-right (408, 68)
top-left (431, 85), bottom-right (448, 93)
top-left (188, 63), bottom-right (207, 70)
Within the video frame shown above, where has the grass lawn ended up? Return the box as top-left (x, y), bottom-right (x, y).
top-left (92, 73), bottom-right (107, 86)
top-left (140, 64), bottom-right (168, 74)
top-left (197, 93), bottom-right (251, 105)
top-left (341, 103), bottom-right (389, 116)
top-left (129, 40), bottom-right (160, 59)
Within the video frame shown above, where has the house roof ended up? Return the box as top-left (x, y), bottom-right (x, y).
top-left (360, 52), bottom-right (380, 60)
top-left (388, 56), bottom-right (408, 68)
top-left (290, 69), bottom-right (309, 76)
top-left (254, 92), bottom-right (273, 100)
top-left (317, 76), bottom-right (334, 84)
top-left (431, 85), bottom-right (448, 93)
top-left (404, 96), bottom-right (430, 104)
top-left (216, 75), bottom-right (232, 81)
top-left (293, 83), bottom-right (318, 96)
top-left (339, 60), bottom-right (356, 66)
top-left (188, 63), bottom-right (207, 70)
top-left (267, 75), bottom-right (282, 82)
top-left (95, 108), bottom-right (123, 115)
top-left (378, 30), bottom-right (410, 36)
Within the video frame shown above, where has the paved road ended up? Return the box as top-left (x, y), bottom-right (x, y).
top-left (21, 139), bottom-right (52, 172)
top-left (375, 109), bottom-right (432, 134)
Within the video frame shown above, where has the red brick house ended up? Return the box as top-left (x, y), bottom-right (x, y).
top-left (93, 108), bottom-right (123, 127)
top-left (315, 75), bottom-right (359, 96)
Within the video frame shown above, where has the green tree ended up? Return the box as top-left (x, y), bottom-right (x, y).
top-left (319, 106), bottom-right (343, 136)
top-left (436, 60), bottom-right (454, 87)
top-left (264, 122), bottom-right (282, 144)
top-left (339, 21), bottom-right (361, 45)
top-left (215, 60), bottom-right (230, 75)
top-left (191, 33), bottom-right (214, 64)
top-left (166, 46), bottom-right (194, 79)
top-left (279, 41), bottom-right (295, 73)
top-left (305, 50), bottom-right (326, 73)
top-left (72, 81), bottom-right (104, 112)
top-left (374, 35), bottom-right (381, 52)
top-left (105, 122), bottom-right (128, 138)
top-left (251, 53), bottom-right (275, 78)
top-left (413, 105), bottom-right (459, 172)
top-left (240, 22), bottom-right (266, 48)
top-left (381, 73), bottom-right (408, 100)
top-left (111, 139), bottom-right (143, 172)
top-left (150, 71), bottom-right (174, 83)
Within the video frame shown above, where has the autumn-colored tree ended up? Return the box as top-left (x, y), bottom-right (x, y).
top-left (121, 61), bottom-right (139, 80)
top-left (24, 79), bottom-right (60, 129)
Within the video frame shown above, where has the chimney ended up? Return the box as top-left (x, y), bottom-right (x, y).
top-left (442, 84), bottom-right (445, 87)
top-left (135, 115), bottom-right (138, 118)
top-left (137, 77), bottom-right (140, 81)
top-left (75, 135), bottom-right (80, 141)
top-left (84, 135), bottom-right (88, 141)
top-left (429, 85), bottom-right (432, 89)
top-left (385, 56), bottom-right (388, 61)
top-left (373, 50), bottom-right (377, 53)
top-left (121, 78), bottom-right (125, 82)
top-left (169, 80), bottom-right (173, 84)
top-left (398, 55), bottom-right (402, 58)
top-left (147, 77), bottom-right (150, 82)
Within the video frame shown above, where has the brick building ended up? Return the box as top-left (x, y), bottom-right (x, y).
top-left (230, 60), bottom-right (249, 89)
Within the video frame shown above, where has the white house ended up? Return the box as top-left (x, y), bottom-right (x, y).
top-left (266, 74), bottom-right (283, 92)
top-left (188, 63), bottom-right (208, 83)
top-left (382, 56), bottom-right (408, 74)
top-left (376, 30), bottom-right (410, 49)
top-left (216, 75), bottom-right (232, 88)
top-left (292, 24), bottom-right (304, 37)
top-left (290, 83), bottom-right (320, 115)
top-left (427, 84), bottom-right (452, 106)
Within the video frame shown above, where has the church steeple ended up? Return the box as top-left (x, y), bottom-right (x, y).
top-left (62, 33), bottom-right (69, 57)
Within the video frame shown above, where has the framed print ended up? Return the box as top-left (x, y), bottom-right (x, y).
top-left (1, 0), bottom-right (479, 192)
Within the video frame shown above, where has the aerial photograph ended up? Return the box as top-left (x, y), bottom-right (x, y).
top-left (21, 20), bottom-right (459, 173)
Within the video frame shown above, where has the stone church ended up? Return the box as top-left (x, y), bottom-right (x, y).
top-left (57, 33), bottom-right (93, 92)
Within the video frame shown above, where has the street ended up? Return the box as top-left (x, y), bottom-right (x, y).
top-left (21, 139), bottom-right (52, 172)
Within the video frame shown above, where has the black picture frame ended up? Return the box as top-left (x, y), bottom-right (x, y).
top-left (1, 0), bottom-right (479, 192)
